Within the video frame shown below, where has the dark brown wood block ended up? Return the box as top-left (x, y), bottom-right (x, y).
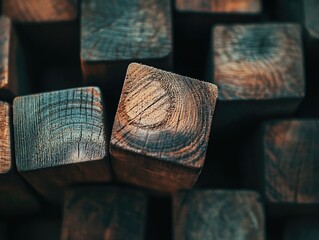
top-left (263, 120), bottom-right (319, 204)
top-left (284, 218), bottom-right (319, 240)
top-left (3, 0), bottom-right (77, 23)
top-left (61, 186), bottom-right (147, 240)
top-left (110, 63), bottom-right (218, 193)
top-left (304, 0), bottom-right (319, 40)
top-left (176, 0), bottom-right (261, 13)
top-left (0, 101), bottom-right (40, 214)
top-left (13, 87), bottom-right (111, 204)
top-left (80, 0), bottom-right (172, 87)
top-left (0, 17), bottom-right (19, 101)
top-left (173, 190), bottom-right (265, 240)
top-left (210, 24), bottom-right (305, 135)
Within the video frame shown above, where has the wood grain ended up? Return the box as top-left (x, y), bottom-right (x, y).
top-left (176, 0), bottom-right (261, 13)
top-left (0, 16), bottom-right (19, 101)
top-left (263, 120), bottom-right (319, 204)
top-left (212, 24), bottom-right (305, 101)
top-left (110, 63), bottom-right (218, 192)
top-left (284, 218), bottom-right (319, 240)
top-left (3, 0), bottom-right (77, 22)
top-left (173, 190), bottom-right (265, 240)
top-left (13, 87), bottom-right (111, 204)
top-left (304, 0), bottom-right (319, 39)
top-left (61, 186), bottom-right (147, 240)
top-left (0, 101), bottom-right (40, 214)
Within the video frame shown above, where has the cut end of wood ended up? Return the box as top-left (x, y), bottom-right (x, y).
top-left (0, 101), bottom-right (12, 174)
top-left (0, 17), bottom-right (12, 95)
top-left (3, 0), bottom-right (77, 22)
top-left (110, 63), bottom-right (217, 191)
top-left (80, 0), bottom-right (172, 61)
top-left (176, 0), bottom-right (262, 14)
top-left (264, 120), bottom-right (319, 204)
top-left (13, 87), bottom-right (108, 172)
top-left (212, 24), bottom-right (305, 101)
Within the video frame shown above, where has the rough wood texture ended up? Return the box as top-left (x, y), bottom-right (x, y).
top-left (176, 0), bottom-right (261, 13)
top-left (0, 16), bottom-right (19, 101)
top-left (3, 0), bottom-right (77, 22)
top-left (110, 63), bottom-right (218, 192)
top-left (212, 24), bottom-right (304, 101)
top-left (13, 87), bottom-right (111, 204)
top-left (264, 120), bottom-right (319, 204)
top-left (61, 186), bottom-right (147, 240)
top-left (0, 101), bottom-right (40, 214)
top-left (284, 218), bottom-right (319, 240)
top-left (173, 190), bottom-right (265, 240)
top-left (304, 0), bottom-right (319, 39)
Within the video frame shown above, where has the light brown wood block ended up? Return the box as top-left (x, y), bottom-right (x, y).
top-left (176, 0), bottom-right (261, 13)
top-left (110, 63), bottom-right (218, 193)
top-left (13, 87), bottom-right (111, 204)
top-left (3, 0), bottom-right (77, 22)
top-left (173, 190), bottom-right (265, 240)
top-left (263, 120), bottom-right (319, 204)
top-left (0, 101), bottom-right (40, 214)
top-left (61, 186), bottom-right (147, 240)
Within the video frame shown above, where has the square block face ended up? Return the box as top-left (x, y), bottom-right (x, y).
top-left (174, 190), bottom-right (264, 240)
top-left (213, 24), bottom-right (305, 100)
top-left (111, 63), bottom-right (218, 170)
top-left (81, 0), bottom-right (172, 61)
top-left (176, 0), bottom-right (261, 13)
top-left (264, 120), bottom-right (319, 203)
top-left (13, 87), bottom-right (107, 172)
top-left (0, 102), bottom-right (11, 174)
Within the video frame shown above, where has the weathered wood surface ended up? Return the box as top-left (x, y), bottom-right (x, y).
top-left (304, 0), bottom-right (319, 39)
top-left (110, 63), bottom-right (218, 192)
top-left (176, 0), bottom-right (261, 13)
top-left (0, 17), bottom-right (19, 101)
top-left (263, 120), bottom-right (319, 204)
top-left (284, 218), bottom-right (319, 240)
top-left (13, 87), bottom-right (111, 204)
top-left (0, 101), bottom-right (40, 214)
top-left (61, 186), bottom-right (147, 240)
top-left (173, 190), bottom-right (265, 240)
top-left (3, 0), bottom-right (77, 22)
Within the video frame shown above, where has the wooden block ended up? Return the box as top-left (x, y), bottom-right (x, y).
top-left (61, 186), bottom-right (147, 240)
top-left (176, 0), bottom-right (261, 13)
top-left (3, 0), bottom-right (77, 23)
top-left (110, 63), bottom-right (218, 193)
top-left (263, 120), bottom-right (319, 204)
top-left (210, 24), bottom-right (305, 135)
top-left (304, 0), bottom-right (319, 40)
top-left (173, 190), bottom-right (265, 240)
top-left (80, 0), bottom-right (172, 91)
top-left (0, 17), bottom-right (20, 101)
top-left (13, 87), bottom-right (111, 204)
top-left (284, 218), bottom-right (319, 240)
top-left (0, 101), bottom-right (40, 214)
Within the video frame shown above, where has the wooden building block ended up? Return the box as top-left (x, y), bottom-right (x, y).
top-left (284, 218), bottom-right (319, 240)
top-left (0, 101), bottom-right (40, 214)
top-left (263, 120), bottom-right (319, 204)
top-left (61, 186), bottom-right (147, 240)
top-left (173, 190), bottom-right (265, 240)
top-left (3, 0), bottom-right (77, 23)
top-left (304, 0), bottom-right (319, 40)
top-left (110, 63), bottom-right (218, 193)
top-left (13, 87), bottom-right (111, 204)
top-left (80, 0), bottom-right (172, 93)
top-left (176, 0), bottom-right (261, 13)
top-left (210, 24), bottom-right (305, 135)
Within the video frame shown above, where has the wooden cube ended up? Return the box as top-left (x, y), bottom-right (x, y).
top-left (173, 190), bottom-right (265, 240)
top-left (61, 186), bottom-right (147, 240)
top-left (110, 63), bottom-right (218, 192)
top-left (263, 120), bottom-right (319, 204)
top-left (13, 87), bottom-right (111, 204)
